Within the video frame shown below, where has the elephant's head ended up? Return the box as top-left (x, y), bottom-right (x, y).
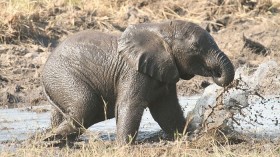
top-left (118, 20), bottom-right (235, 87)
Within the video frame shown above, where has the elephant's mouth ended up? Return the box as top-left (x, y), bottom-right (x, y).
top-left (211, 68), bottom-right (222, 78)
top-left (181, 73), bottom-right (195, 80)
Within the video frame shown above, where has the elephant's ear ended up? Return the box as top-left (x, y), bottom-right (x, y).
top-left (118, 26), bottom-right (179, 83)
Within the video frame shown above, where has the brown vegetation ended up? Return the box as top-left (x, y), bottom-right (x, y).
top-left (1, 131), bottom-right (279, 157)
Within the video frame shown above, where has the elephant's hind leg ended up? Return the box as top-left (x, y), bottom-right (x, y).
top-left (51, 108), bottom-right (64, 129)
top-left (43, 78), bottom-right (105, 142)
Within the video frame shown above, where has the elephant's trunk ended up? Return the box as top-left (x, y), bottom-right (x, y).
top-left (211, 50), bottom-right (235, 87)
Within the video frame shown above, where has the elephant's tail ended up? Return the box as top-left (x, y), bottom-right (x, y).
top-left (42, 86), bottom-right (84, 129)
top-left (42, 86), bottom-right (69, 119)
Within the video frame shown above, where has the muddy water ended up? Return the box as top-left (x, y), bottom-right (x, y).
top-left (187, 61), bottom-right (280, 140)
top-left (1, 94), bottom-right (280, 145)
top-left (0, 97), bottom-right (199, 143)
top-left (232, 95), bottom-right (280, 138)
top-left (0, 106), bottom-right (51, 142)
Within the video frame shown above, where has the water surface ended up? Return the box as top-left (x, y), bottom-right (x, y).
top-left (0, 97), bottom-right (198, 143)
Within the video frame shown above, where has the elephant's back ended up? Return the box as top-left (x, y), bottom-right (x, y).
top-left (44, 30), bottom-right (120, 71)
top-left (42, 30), bottom-right (125, 99)
top-left (62, 30), bottom-right (119, 51)
top-left (54, 30), bottom-right (119, 61)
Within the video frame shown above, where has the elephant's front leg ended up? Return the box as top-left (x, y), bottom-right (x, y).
top-left (115, 73), bottom-right (157, 145)
top-left (115, 96), bottom-right (146, 145)
top-left (149, 84), bottom-right (187, 137)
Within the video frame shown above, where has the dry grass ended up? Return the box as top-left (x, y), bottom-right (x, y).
top-left (0, 0), bottom-right (279, 45)
top-left (0, 133), bottom-right (279, 157)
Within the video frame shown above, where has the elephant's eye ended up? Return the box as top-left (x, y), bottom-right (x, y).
top-left (190, 43), bottom-right (201, 53)
top-left (193, 42), bottom-right (200, 49)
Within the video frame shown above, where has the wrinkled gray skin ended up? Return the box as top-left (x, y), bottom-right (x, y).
top-left (42, 20), bottom-right (235, 145)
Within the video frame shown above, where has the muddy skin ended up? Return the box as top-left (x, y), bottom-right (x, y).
top-left (42, 20), bottom-right (235, 145)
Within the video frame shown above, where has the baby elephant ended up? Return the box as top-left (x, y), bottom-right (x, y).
top-left (42, 20), bottom-right (235, 144)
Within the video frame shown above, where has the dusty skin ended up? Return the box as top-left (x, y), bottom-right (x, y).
top-left (0, 0), bottom-right (280, 156)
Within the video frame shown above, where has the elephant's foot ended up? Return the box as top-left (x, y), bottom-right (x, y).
top-left (43, 133), bottom-right (78, 148)
top-left (43, 120), bottom-right (84, 147)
